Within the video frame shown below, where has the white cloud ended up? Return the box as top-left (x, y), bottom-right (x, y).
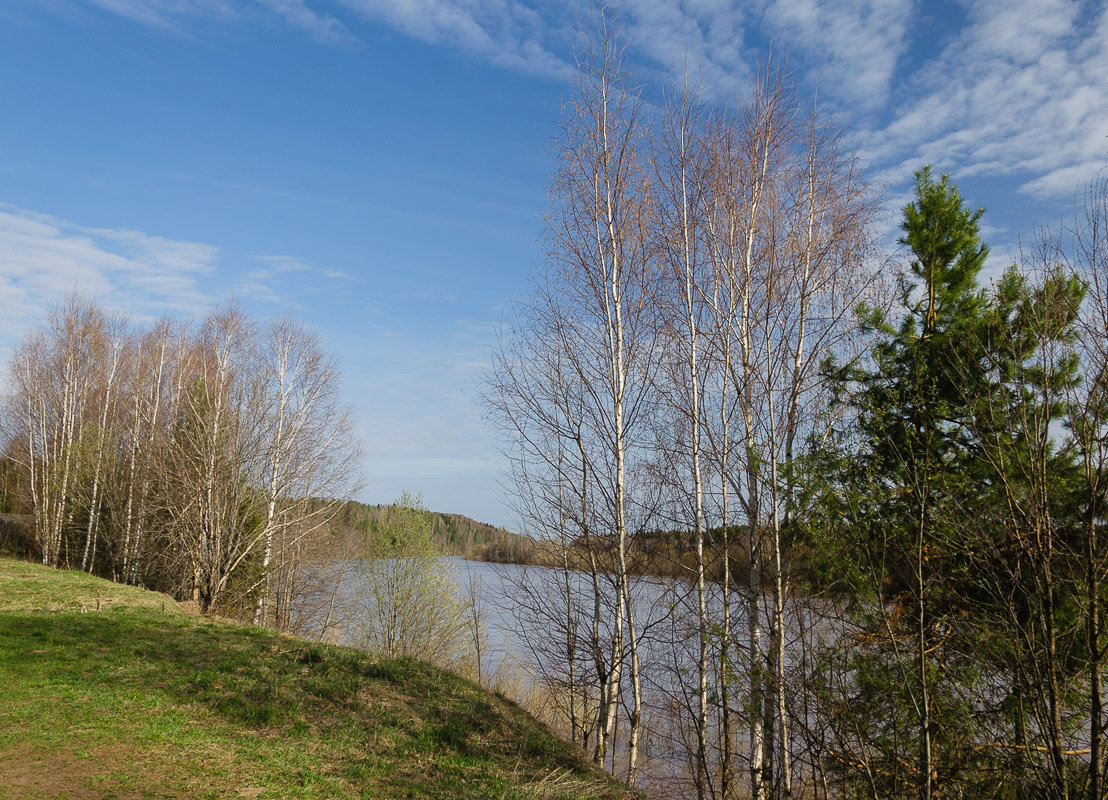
top-left (1022, 161), bottom-right (1108, 199)
top-left (762, 0), bottom-right (912, 110)
top-left (0, 202), bottom-right (220, 357)
top-left (861, 0), bottom-right (1108, 198)
top-left (619, 0), bottom-right (753, 97)
top-left (558, 0), bottom-right (911, 112)
top-left (960, 0), bottom-right (1077, 62)
top-left (335, 0), bottom-right (573, 76)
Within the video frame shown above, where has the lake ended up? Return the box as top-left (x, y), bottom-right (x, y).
top-left (311, 555), bottom-right (841, 797)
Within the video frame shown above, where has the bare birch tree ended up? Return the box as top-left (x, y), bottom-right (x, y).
top-left (250, 314), bottom-right (361, 626)
top-left (487, 313), bottom-right (600, 749)
top-left (550, 21), bottom-right (665, 782)
top-left (11, 296), bottom-right (109, 568)
top-left (489, 18), bottom-right (659, 784)
top-left (159, 303), bottom-right (258, 611)
top-left (114, 318), bottom-right (188, 585)
top-left (696, 69), bottom-right (879, 800)
top-left (651, 71), bottom-right (715, 799)
top-left (77, 311), bottom-right (126, 574)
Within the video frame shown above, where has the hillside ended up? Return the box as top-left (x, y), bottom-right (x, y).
top-left (0, 558), bottom-right (635, 800)
top-left (334, 500), bottom-right (536, 563)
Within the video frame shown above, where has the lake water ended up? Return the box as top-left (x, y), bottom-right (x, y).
top-left (314, 555), bottom-right (842, 797)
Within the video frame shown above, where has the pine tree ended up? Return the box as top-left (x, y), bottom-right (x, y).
top-left (820, 167), bottom-right (992, 799)
top-left (809, 168), bottom-right (1087, 799)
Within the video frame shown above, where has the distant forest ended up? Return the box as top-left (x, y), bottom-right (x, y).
top-left (0, 482), bottom-right (533, 571)
top-left (330, 499), bottom-right (533, 564)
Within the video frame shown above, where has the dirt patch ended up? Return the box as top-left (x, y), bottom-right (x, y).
top-left (176, 599), bottom-right (202, 616)
top-left (0, 740), bottom-right (161, 800)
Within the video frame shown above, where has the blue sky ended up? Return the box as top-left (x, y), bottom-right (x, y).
top-left (1, 0), bottom-right (1106, 529)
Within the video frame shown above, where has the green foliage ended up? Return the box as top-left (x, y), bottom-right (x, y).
top-left (352, 494), bottom-right (475, 672)
top-left (802, 166), bottom-right (1091, 799)
top-left (366, 492), bottom-right (439, 560)
top-left (334, 498), bottom-right (517, 560)
top-left (900, 165), bottom-right (989, 325)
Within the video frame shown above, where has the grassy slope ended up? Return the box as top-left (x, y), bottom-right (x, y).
top-left (0, 558), bottom-right (633, 800)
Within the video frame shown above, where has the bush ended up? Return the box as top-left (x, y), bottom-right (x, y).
top-left (350, 493), bottom-right (474, 672)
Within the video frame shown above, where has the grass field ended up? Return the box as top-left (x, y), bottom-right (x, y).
top-left (0, 558), bottom-right (634, 799)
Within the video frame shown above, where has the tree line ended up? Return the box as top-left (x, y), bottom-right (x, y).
top-left (1, 299), bottom-right (360, 624)
top-left (486, 23), bottom-right (1108, 800)
top-left (333, 499), bottom-right (535, 563)
top-left (0, 299), bottom-right (521, 682)
top-left (0, 290), bottom-right (532, 663)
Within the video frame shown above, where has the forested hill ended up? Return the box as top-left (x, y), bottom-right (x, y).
top-left (332, 500), bottom-right (534, 563)
top-left (0, 490), bottom-right (535, 570)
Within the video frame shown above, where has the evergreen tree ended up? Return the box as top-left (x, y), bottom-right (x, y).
top-left (815, 167), bottom-right (994, 799)
top-left (961, 263), bottom-right (1085, 800)
top-left (807, 168), bottom-right (1087, 799)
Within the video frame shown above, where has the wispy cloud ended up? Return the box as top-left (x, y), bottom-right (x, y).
top-left (88, 0), bottom-right (358, 45)
top-left (87, 0), bottom-right (239, 31)
top-left (0, 202), bottom-right (220, 355)
top-left (334, 0), bottom-right (572, 77)
top-left (762, 0), bottom-right (912, 110)
top-left (81, 0), bottom-right (572, 76)
top-left (249, 253), bottom-right (354, 280)
top-left (256, 0), bottom-right (359, 46)
top-left (861, 0), bottom-right (1108, 198)
top-left (237, 254), bottom-right (358, 304)
top-left (615, 0), bottom-right (753, 97)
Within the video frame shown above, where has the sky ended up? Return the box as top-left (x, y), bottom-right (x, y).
top-left (0, 0), bottom-right (1106, 530)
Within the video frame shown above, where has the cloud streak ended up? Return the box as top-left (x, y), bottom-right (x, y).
top-left (0, 203), bottom-right (221, 358)
top-left (860, 0), bottom-right (1108, 198)
top-left (334, 0), bottom-right (573, 76)
top-left (87, 0), bottom-right (239, 32)
top-left (88, 0), bottom-right (358, 46)
top-left (258, 0), bottom-right (359, 46)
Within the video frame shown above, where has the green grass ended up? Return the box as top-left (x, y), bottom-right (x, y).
top-left (0, 558), bottom-right (634, 800)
